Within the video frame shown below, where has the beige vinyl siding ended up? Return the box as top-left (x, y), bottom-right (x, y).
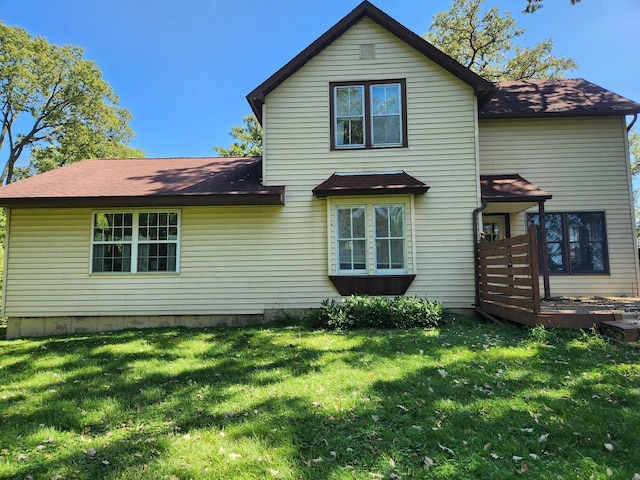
top-left (263, 17), bottom-right (480, 308)
top-left (4, 205), bottom-right (338, 317)
top-left (480, 116), bottom-right (639, 296)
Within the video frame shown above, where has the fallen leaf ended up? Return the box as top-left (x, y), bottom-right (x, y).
top-left (87, 447), bottom-right (97, 458)
top-left (229, 453), bottom-right (242, 460)
top-left (512, 456), bottom-right (523, 462)
top-left (538, 434), bottom-right (548, 443)
top-left (604, 443), bottom-right (614, 451)
top-left (102, 460), bottom-right (110, 465)
top-left (438, 443), bottom-right (454, 455)
top-left (438, 369), bottom-right (447, 378)
top-left (423, 456), bottom-right (434, 469)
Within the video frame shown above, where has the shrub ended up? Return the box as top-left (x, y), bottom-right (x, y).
top-left (314, 295), bottom-right (450, 330)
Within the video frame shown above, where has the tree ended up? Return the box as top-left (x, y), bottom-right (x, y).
top-left (524, 0), bottom-right (581, 14)
top-left (0, 22), bottom-right (142, 185)
top-left (630, 127), bottom-right (640, 176)
top-left (424, 0), bottom-right (577, 82)
top-left (213, 114), bottom-right (263, 157)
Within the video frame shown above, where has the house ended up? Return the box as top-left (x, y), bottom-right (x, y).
top-left (1, 1), bottom-right (639, 339)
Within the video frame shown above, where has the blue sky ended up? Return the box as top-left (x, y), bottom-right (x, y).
top-left (2, 0), bottom-right (639, 160)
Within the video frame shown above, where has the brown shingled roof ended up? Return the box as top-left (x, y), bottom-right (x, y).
top-left (0, 157), bottom-right (285, 208)
top-left (480, 174), bottom-right (551, 202)
top-left (480, 79), bottom-right (640, 118)
top-left (312, 171), bottom-right (430, 197)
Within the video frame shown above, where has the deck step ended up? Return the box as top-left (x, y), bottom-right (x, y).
top-left (599, 320), bottom-right (640, 343)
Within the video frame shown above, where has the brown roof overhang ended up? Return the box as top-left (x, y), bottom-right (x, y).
top-left (0, 157), bottom-right (285, 208)
top-left (480, 174), bottom-right (551, 202)
top-left (313, 171), bottom-right (430, 198)
top-left (247, 1), bottom-right (494, 123)
top-left (480, 79), bottom-right (640, 119)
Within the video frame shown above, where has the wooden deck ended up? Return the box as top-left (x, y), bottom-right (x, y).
top-left (476, 227), bottom-right (640, 334)
top-left (480, 296), bottom-right (640, 329)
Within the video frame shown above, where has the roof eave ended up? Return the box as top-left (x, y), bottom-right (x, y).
top-left (480, 110), bottom-right (640, 120)
top-left (312, 185), bottom-right (430, 198)
top-left (0, 189), bottom-right (286, 209)
top-left (482, 194), bottom-right (552, 202)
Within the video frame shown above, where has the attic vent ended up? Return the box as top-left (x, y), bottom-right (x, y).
top-left (360, 43), bottom-right (375, 59)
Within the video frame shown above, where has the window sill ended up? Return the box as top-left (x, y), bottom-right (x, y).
top-left (329, 275), bottom-right (415, 296)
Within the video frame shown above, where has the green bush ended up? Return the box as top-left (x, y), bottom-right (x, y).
top-left (313, 295), bottom-right (451, 330)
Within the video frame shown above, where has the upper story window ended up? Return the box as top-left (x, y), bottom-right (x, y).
top-left (330, 79), bottom-right (407, 150)
top-left (91, 211), bottom-right (180, 273)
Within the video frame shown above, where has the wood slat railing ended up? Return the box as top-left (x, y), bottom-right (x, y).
top-left (477, 226), bottom-right (541, 314)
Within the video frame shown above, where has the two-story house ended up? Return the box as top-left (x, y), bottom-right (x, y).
top-left (1, 1), bottom-right (639, 338)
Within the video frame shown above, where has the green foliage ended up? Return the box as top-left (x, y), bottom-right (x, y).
top-left (314, 295), bottom-right (450, 329)
top-left (213, 114), bottom-right (263, 157)
top-left (630, 127), bottom-right (640, 176)
top-left (425, 0), bottom-right (577, 82)
top-left (0, 22), bottom-right (141, 184)
top-left (524, 0), bottom-right (581, 14)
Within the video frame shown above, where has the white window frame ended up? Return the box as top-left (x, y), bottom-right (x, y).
top-left (373, 204), bottom-right (406, 274)
top-left (336, 205), bottom-right (368, 274)
top-left (90, 210), bottom-right (181, 274)
top-left (329, 197), bottom-right (414, 276)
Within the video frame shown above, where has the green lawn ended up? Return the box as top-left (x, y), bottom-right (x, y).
top-left (0, 317), bottom-right (639, 479)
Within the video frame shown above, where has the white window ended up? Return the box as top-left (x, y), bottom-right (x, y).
top-left (337, 206), bottom-right (367, 273)
top-left (91, 211), bottom-right (180, 273)
top-left (333, 201), bottom-right (409, 275)
top-left (374, 205), bottom-right (405, 273)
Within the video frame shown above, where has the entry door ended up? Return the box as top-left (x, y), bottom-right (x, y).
top-left (482, 215), bottom-right (506, 241)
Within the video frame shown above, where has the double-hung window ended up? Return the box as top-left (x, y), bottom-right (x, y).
top-left (331, 79), bottom-right (407, 150)
top-left (527, 211), bottom-right (608, 274)
top-left (92, 211), bottom-right (180, 273)
top-left (336, 203), bottom-right (407, 275)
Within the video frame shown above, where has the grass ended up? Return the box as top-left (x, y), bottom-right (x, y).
top-left (0, 317), bottom-right (639, 479)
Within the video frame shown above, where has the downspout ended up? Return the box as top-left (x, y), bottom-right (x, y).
top-left (472, 201), bottom-right (488, 309)
top-left (627, 113), bottom-right (638, 132)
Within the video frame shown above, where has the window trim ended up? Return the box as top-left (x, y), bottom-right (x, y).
top-left (90, 210), bottom-right (181, 274)
top-left (527, 211), bottom-right (609, 275)
top-left (330, 79), bottom-right (408, 150)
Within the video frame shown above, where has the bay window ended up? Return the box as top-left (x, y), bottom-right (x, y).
top-left (335, 202), bottom-right (407, 275)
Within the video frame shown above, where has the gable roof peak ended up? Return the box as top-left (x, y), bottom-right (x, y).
top-left (247, 1), bottom-right (494, 122)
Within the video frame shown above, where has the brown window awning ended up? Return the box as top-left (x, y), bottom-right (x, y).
top-left (313, 171), bottom-right (430, 197)
top-left (480, 174), bottom-right (551, 213)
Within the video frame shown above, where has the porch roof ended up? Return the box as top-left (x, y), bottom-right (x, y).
top-left (312, 171), bottom-right (430, 197)
top-left (481, 174), bottom-right (551, 213)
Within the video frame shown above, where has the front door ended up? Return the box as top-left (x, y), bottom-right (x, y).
top-left (482, 215), bottom-right (507, 241)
